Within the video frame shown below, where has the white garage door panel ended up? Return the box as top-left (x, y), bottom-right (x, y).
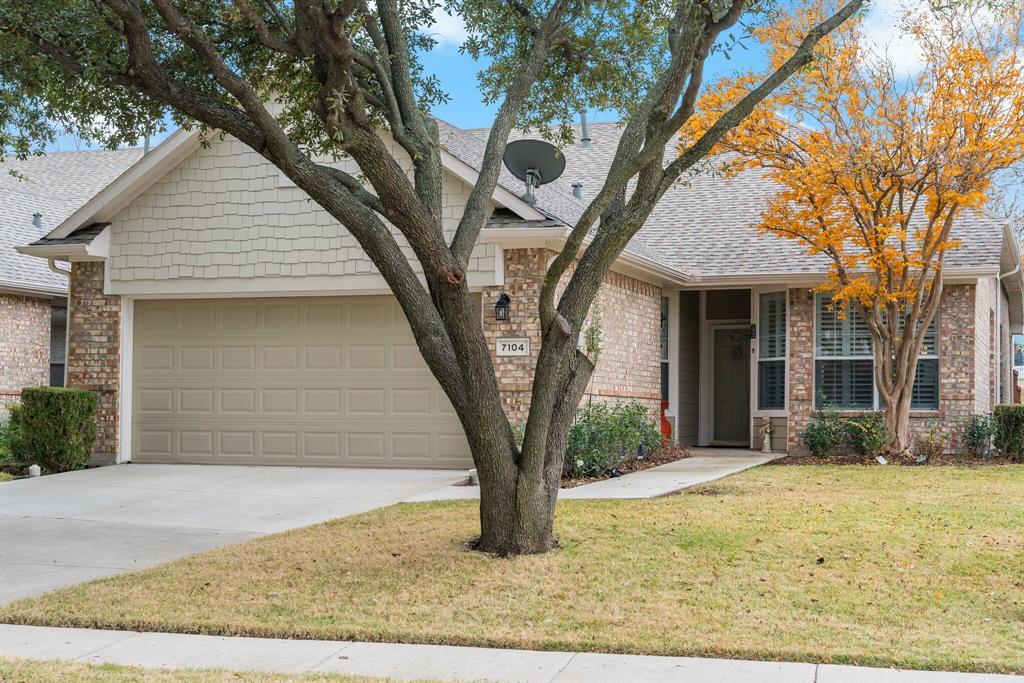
top-left (132, 296), bottom-right (471, 468)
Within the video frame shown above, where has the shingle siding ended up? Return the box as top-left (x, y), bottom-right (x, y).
top-left (107, 135), bottom-right (498, 294)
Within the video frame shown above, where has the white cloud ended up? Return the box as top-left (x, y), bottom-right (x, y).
top-left (859, 0), bottom-right (998, 78)
top-left (859, 0), bottom-right (928, 77)
top-left (428, 8), bottom-right (468, 47)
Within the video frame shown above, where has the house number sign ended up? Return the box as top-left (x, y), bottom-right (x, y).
top-left (496, 337), bottom-right (530, 357)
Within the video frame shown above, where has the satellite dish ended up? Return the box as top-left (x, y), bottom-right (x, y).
top-left (503, 139), bottom-right (566, 205)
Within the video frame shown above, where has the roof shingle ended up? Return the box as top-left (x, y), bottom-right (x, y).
top-left (0, 148), bottom-right (141, 295)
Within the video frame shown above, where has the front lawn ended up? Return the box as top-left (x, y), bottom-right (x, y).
top-left (0, 658), bottom-right (434, 682)
top-left (3, 466), bottom-right (1022, 673)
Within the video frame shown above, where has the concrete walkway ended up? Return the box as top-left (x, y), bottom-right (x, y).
top-left (406, 447), bottom-right (777, 502)
top-left (0, 464), bottom-right (464, 604)
top-left (2, 625), bottom-right (1019, 682)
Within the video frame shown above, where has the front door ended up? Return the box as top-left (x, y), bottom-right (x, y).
top-left (713, 327), bottom-right (750, 445)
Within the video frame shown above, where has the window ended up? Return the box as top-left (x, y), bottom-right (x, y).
top-left (911, 318), bottom-right (939, 410)
top-left (815, 295), bottom-right (874, 409)
top-left (660, 297), bottom-right (669, 402)
top-left (814, 294), bottom-right (939, 411)
top-left (758, 292), bottom-right (786, 410)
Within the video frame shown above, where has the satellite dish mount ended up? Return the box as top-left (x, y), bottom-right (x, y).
top-left (502, 139), bottom-right (566, 206)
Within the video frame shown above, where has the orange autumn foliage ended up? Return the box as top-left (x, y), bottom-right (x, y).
top-left (683, 1), bottom-right (1024, 450)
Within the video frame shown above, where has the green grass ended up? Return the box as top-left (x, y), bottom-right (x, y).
top-left (0, 471), bottom-right (14, 482)
top-left (0, 658), bottom-right (443, 682)
top-left (3, 466), bottom-right (1022, 674)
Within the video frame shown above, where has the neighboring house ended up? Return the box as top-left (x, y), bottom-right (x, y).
top-left (16, 122), bottom-right (1024, 465)
top-left (1, 149), bottom-right (141, 415)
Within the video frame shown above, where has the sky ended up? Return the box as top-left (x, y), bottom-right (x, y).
top-left (45, 0), bottom-right (930, 152)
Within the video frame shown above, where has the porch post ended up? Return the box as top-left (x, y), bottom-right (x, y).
top-left (666, 290), bottom-right (680, 442)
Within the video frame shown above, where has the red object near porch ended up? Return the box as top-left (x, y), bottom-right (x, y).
top-left (660, 400), bottom-right (672, 440)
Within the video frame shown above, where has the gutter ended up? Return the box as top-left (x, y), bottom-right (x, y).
top-left (47, 260), bottom-right (72, 388)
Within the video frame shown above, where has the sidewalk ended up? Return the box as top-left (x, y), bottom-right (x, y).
top-left (406, 448), bottom-right (778, 502)
top-left (3, 625), bottom-right (1019, 682)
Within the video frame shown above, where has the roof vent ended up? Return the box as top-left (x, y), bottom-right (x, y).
top-left (572, 182), bottom-right (583, 199)
top-left (579, 110), bottom-right (591, 149)
top-left (32, 213), bottom-right (42, 229)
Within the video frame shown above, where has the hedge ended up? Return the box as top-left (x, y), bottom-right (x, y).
top-left (12, 386), bottom-right (98, 473)
top-left (993, 404), bottom-right (1024, 462)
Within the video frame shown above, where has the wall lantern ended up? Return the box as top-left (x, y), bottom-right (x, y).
top-left (495, 292), bottom-right (511, 321)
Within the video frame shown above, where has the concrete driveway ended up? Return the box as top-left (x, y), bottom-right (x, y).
top-left (0, 464), bottom-right (464, 605)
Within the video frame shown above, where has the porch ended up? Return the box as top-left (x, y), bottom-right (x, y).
top-left (662, 288), bottom-right (789, 452)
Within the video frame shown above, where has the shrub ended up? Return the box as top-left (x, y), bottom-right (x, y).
top-left (0, 406), bottom-right (28, 473)
top-left (956, 413), bottom-right (995, 458)
top-left (13, 387), bottom-right (98, 473)
top-left (914, 419), bottom-right (948, 462)
top-left (844, 411), bottom-right (889, 457)
top-left (993, 404), bottom-right (1024, 462)
top-left (800, 409), bottom-right (844, 457)
top-left (564, 402), bottom-right (662, 478)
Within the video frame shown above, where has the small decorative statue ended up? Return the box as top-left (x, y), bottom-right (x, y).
top-left (759, 417), bottom-right (773, 454)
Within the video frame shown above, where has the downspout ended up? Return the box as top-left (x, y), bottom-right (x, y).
top-left (48, 259), bottom-right (71, 387)
top-left (997, 263), bottom-right (1020, 405)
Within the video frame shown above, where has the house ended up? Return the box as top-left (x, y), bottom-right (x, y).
top-left (15, 122), bottom-right (1024, 465)
top-left (1, 149), bottom-right (141, 415)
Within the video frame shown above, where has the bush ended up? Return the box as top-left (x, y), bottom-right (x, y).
top-left (993, 404), bottom-right (1024, 462)
top-left (956, 413), bottom-right (995, 458)
top-left (13, 387), bottom-right (98, 473)
top-left (800, 409), bottom-right (844, 457)
top-left (914, 419), bottom-right (948, 462)
top-left (564, 402), bottom-right (662, 478)
top-left (0, 409), bottom-right (26, 472)
top-left (844, 411), bottom-right (889, 457)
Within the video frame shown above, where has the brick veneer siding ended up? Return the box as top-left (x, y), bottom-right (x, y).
top-left (0, 293), bottom-right (51, 415)
top-left (787, 284), bottom-right (979, 454)
top-left (67, 262), bottom-right (121, 459)
top-left (482, 248), bottom-right (662, 425)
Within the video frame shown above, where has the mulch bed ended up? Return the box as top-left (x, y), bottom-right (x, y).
top-left (772, 452), bottom-right (1020, 467)
top-left (560, 444), bottom-right (691, 488)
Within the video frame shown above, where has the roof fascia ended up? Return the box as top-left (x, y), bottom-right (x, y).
top-left (0, 280), bottom-right (67, 297)
top-left (439, 149), bottom-right (547, 221)
top-left (47, 129), bottom-right (202, 240)
top-left (15, 226), bottom-right (110, 262)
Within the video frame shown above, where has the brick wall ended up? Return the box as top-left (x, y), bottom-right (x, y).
top-left (0, 293), bottom-right (51, 415)
top-left (67, 262), bottom-right (121, 459)
top-left (787, 289), bottom-right (816, 453)
top-left (787, 284), bottom-right (978, 454)
top-left (482, 248), bottom-right (662, 425)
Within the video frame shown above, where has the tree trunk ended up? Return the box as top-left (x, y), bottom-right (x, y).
top-left (885, 387), bottom-right (914, 454)
top-left (475, 459), bottom-right (561, 556)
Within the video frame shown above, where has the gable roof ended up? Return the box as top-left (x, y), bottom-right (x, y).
top-left (22, 120), bottom-right (1018, 292)
top-left (1, 148), bottom-right (142, 296)
top-left (471, 121), bottom-right (1013, 281)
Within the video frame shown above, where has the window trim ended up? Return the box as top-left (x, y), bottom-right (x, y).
top-left (751, 286), bottom-right (788, 418)
top-left (813, 294), bottom-right (940, 412)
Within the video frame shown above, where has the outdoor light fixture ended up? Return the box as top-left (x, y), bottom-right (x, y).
top-left (495, 293), bottom-right (511, 321)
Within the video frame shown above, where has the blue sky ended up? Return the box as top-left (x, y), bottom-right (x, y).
top-left (46, 0), bottom-right (923, 151)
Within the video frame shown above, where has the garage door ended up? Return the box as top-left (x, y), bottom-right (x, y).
top-left (132, 296), bottom-right (472, 468)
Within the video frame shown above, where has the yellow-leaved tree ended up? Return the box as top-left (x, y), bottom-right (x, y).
top-left (685, 1), bottom-right (1024, 452)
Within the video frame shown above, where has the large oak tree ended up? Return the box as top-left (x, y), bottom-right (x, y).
top-left (0, 0), bottom-right (861, 554)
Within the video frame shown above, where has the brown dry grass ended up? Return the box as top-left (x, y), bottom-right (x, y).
top-left (0, 658), bottom-right (439, 682)
top-left (2, 466), bottom-right (1022, 674)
